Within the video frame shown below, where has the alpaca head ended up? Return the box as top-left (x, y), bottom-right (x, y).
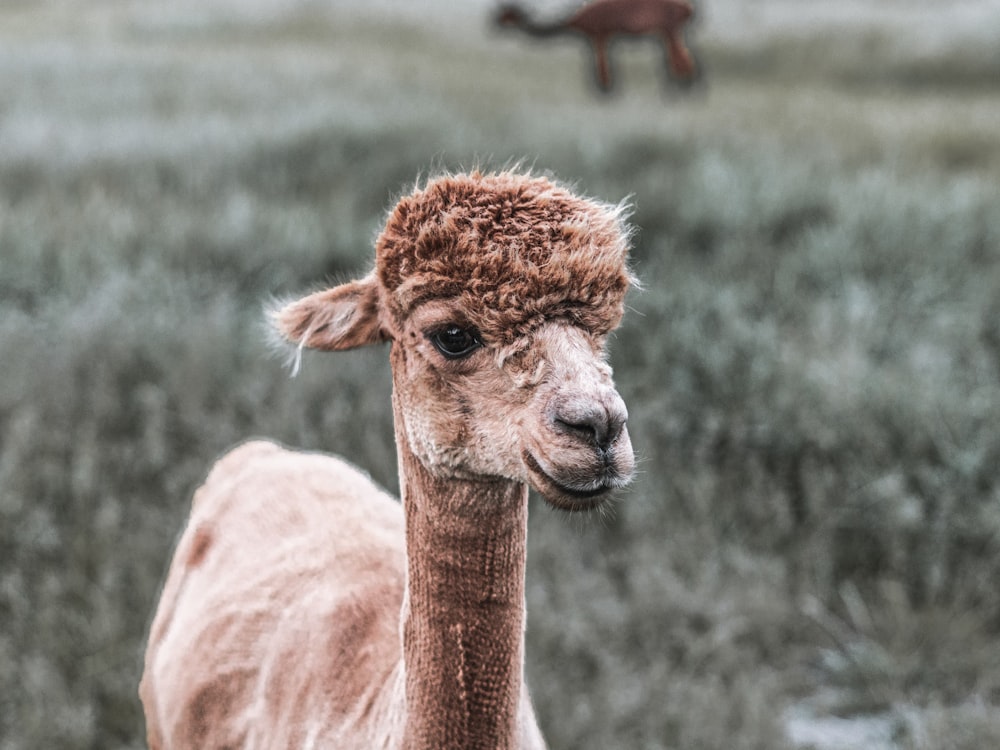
top-left (277, 170), bottom-right (636, 511)
top-left (495, 4), bottom-right (528, 28)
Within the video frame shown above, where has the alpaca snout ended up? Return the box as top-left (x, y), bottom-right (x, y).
top-left (526, 388), bottom-right (635, 511)
top-left (547, 390), bottom-right (628, 454)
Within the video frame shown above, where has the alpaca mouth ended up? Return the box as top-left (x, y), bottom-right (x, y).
top-left (522, 451), bottom-right (618, 511)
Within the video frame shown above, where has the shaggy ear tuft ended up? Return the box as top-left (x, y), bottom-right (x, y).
top-left (273, 276), bottom-right (387, 358)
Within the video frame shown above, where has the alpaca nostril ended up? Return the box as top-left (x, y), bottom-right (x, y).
top-left (554, 416), bottom-right (601, 445)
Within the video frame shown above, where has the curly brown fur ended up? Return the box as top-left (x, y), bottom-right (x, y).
top-left (376, 170), bottom-right (635, 346)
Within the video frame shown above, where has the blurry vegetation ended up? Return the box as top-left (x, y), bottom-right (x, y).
top-left (1, 1), bottom-right (999, 748)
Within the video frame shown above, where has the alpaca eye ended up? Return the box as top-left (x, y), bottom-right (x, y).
top-left (429, 325), bottom-right (482, 360)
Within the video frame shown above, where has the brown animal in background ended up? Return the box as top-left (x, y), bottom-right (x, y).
top-left (497, 0), bottom-right (697, 91)
top-left (140, 169), bottom-right (637, 749)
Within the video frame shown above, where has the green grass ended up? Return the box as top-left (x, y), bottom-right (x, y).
top-left (2, 1), bottom-right (999, 748)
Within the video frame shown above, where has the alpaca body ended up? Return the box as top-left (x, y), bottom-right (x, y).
top-left (141, 171), bottom-right (635, 749)
top-left (562, 0), bottom-right (693, 37)
top-left (140, 442), bottom-right (407, 748)
top-left (141, 440), bottom-right (545, 748)
top-left (497, 0), bottom-right (696, 90)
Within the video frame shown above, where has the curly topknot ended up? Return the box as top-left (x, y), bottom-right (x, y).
top-left (375, 170), bottom-right (635, 345)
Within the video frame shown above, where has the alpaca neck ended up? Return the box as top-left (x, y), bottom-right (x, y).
top-left (508, 10), bottom-right (571, 38)
top-left (393, 414), bottom-right (529, 749)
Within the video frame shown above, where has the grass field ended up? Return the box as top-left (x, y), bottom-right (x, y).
top-left (2, 1), bottom-right (999, 748)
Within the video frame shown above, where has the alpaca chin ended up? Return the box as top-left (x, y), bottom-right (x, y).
top-left (522, 438), bottom-right (634, 512)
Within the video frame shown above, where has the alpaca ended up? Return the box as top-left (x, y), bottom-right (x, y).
top-left (139, 169), bottom-right (636, 749)
top-left (496, 0), bottom-right (697, 91)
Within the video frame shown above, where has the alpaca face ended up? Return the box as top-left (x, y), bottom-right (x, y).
top-left (495, 6), bottom-right (526, 28)
top-left (387, 298), bottom-right (634, 510)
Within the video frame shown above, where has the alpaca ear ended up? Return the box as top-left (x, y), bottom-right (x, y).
top-left (274, 275), bottom-right (388, 351)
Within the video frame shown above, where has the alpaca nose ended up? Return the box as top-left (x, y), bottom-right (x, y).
top-left (550, 392), bottom-right (627, 452)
